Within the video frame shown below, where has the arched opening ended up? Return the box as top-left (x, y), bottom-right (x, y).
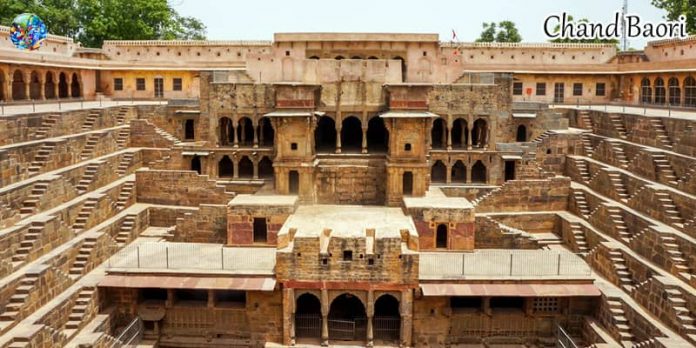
top-left (669, 77), bottom-right (681, 105)
top-left (218, 117), bottom-right (234, 146)
top-left (402, 172), bottom-right (413, 196)
top-left (374, 295), bottom-right (401, 342)
top-left (640, 77), bottom-right (652, 104)
top-left (393, 56), bottom-right (406, 82)
top-left (314, 116), bottom-right (336, 153)
top-left (516, 125), bottom-right (527, 142)
top-left (436, 224), bottom-right (448, 248)
top-left (58, 72), bottom-right (68, 98)
top-left (351, 56), bottom-right (362, 59)
top-left (340, 116), bottom-right (362, 153)
top-left (366, 117), bottom-right (388, 153)
top-left (367, 56), bottom-right (378, 60)
top-left (471, 160), bottom-right (487, 183)
top-left (258, 117), bottom-right (274, 147)
top-left (295, 293), bottom-right (322, 339)
top-left (0, 71), bottom-right (5, 101)
top-left (12, 70), bottom-right (25, 100)
top-left (70, 73), bottom-right (81, 98)
top-left (258, 157), bottom-right (273, 179)
top-left (309, 56), bottom-right (320, 60)
top-left (190, 155), bottom-right (201, 174)
top-left (335, 56), bottom-right (345, 60)
top-left (238, 156), bottom-right (253, 178)
top-left (328, 294), bottom-right (367, 342)
top-left (451, 119), bottom-right (468, 148)
top-left (431, 160), bottom-right (446, 183)
top-left (451, 160), bottom-right (466, 183)
top-left (431, 118), bottom-right (446, 149)
top-left (44, 72), bottom-right (55, 99)
top-left (654, 78), bottom-right (666, 104)
top-left (218, 156), bottom-right (233, 178)
top-left (472, 119), bottom-right (488, 148)
top-left (237, 117), bottom-right (254, 146)
top-left (184, 119), bottom-right (195, 140)
top-left (289, 170), bottom-right (300, 194)
top-left (686, 76), bottom-right (696, 107)
top-left (29, 71), bottom-right (41, 100)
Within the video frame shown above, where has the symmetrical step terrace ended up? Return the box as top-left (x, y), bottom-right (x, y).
top-left (81, 110), bottom-right (99, 131)
top-left (578, 110), bottom-right (593, 131)
top-left (79, 133), bottom-right (100, 160)
top-left (649, 118), bottom-right (673, 150)
top-left (606, 207), bottom-right (631, 242)
top-left (607, 172), bottom-right (629, 201)
top-left (11, 221), bottom-right (44, 264)
top-left (71, 197), bottom-right (99, 233)
top-left (68, 238), bottom-right (98, 277)
top-left (62, 287), bottom-right (97, 338)
top-left (581, 133), bottom-right (594, 156)
top-left (27, 143), bottom-right (57, 176)
top-left (609, 114), bottom-right (628, 139)
top-left (652, 153), bottom-right (679, 185)
top-left (115, 152), bottom-right (135, 176)
top-left (115, 181), bottom-right (135, 210)
top-left (115, 214), bottom-right (137, 246)
top-left (608, 249), bottom-right (635, 292)
top-left (654, 191), bottom-right (684, 227)
top-left (0, 274), bottom-right (39, 322)
top-left (115, 107), bottom-right (129, 125)
top-left (19, 181), bottom-right (49, 215)
top-left (75, 162), bottom-right (101, 194)
top-left (568, 221), bottom-right (590, 254)
top-left (572, 191), bottom-right (591, 217)
top-left (659, 235), bottom-right (692, 280)
top-left (606, 298), bottom-right (635, 346)
top-left (610, 142), bottom-right (629, 168)
top-left (115, 128), bottom-right (130, 149)
top-left (33, 114), bottom-right (59, 140)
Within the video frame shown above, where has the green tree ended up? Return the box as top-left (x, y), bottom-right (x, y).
top-left (0, 0), bottom-right (207, 47)
top-left (476, 21), bottom-right (522, 43)
top-left (549, 15), bottom-right (619, 44)
top-left (652, 0), bottom-right (696, 34)
top-left (476, 22), bottom-right (497, 42)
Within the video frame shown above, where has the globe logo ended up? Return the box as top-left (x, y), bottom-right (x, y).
top-left (10, 13), bottom-right (48, 51)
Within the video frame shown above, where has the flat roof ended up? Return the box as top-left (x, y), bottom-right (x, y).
top-left (420, 283), bottom-right (600, 297)
top-left (278, 205), bottom-right (416, 239)
top-left (99, 275), bottom-right (276, 291)
top-left (274, 32), bottom-right (439, 43)
top-left (228, 194), bottom-right (298, 207)
top-left (403, 188), bottom-right (474, 210)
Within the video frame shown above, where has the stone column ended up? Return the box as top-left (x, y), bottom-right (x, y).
top-left (258, 121), bottom-right (265, 146)
top-left (466, 165), bottom-right (471, 184)
top-left (207, 290), bottom-right (215, 308)
top-left (53, 82), bottom-right (59, 100)
top-left (24, 73), bottom-right (31, 100)
top-left (253, 160), bottom-right (259, 179)
top-left (485, 128), bottom-right (491, 150)
top-left (483, 297), bottom-right (491, 316)
top-left (252, 121), bottom-right (259, 148)
top-left (446, 163), bottom-right (452, 184)
top-left (39, 80), bottom-right (46, 100)
top-left (284, 288), bottom-right (296, 346)
top-left (400, 289), bottom-right (413, 347)
top-left (335, 126), bottom-right (342, 154)
top-left (440, 125), bottom-right (446, 149)
top-left (361, 127), bottom-right (368, 154)
top-left (446, 119), bottom-right (452, 150)
top-left (467, 126), bottom-right (473, 150)
top-left (233, 118), bottom-right (239, 148)
top-left (233, 156), bottom-right (239, 179)
top-left (321, 289), bottom-right (329, 346)
top-left (366, 291), bottom-right (374, 347)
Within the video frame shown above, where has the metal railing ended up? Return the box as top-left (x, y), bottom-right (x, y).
top-left (110, 317), bottom-right (143, 348)
top-left (0, 98), bottom-right (167, 116)
top-left (107, 242), bottom-right (276, 272)
top-left (419, 250), bottom-right (592, 278)
top-left (556, 324), bottom-right (580, 348)
top-left (550, 98), bottom-right (696, 118)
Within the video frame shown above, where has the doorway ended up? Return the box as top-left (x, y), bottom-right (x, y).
top-left (554, 82), bottom-right (564, 103)
top-left (289, 170), bottom-right (300, 194)
top-left (328, 294), bottom-right (367, 342)
top-left (154, 77), bottom-right (164, 98)
top-left (504, 160), bottom-right (516, 181)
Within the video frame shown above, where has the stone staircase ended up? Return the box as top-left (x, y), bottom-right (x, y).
top-left (116, 127), bottom-right (130, 149)
top-left (11, 221), bottom-right (44, 264)
top-left (652, 153), bottom-right (679, 185)
top-left (69, 237), bottom-right (98, 277)
top-left (610, 142), bottom-right (629, 168)
top-left (81, 110), bottom-right (100, 131)
top-left (572, 190), bottom-right (591, 217)
top-left (605, 298), bottom-right (635, 346)
top-left (568, 221), bottom-right (590, 254)
top-left (607, 207), bottom-right (631, 242)
top-left (572, 158), bottom-right (591, 182)
top-left (115, 107), bottom-right (129, 125)
top-left (71, 197), bottom-right (98, 233)
top-left (115, 181), bottom-right (135, 210)
top-left (662, 284), bottom-right (696, 340)
top-left (154, 126), bottom-right (182, 145)
top-left (19, 181), bottom-right (49, 215)
top-left (115, 214), bottom-right (137, 246)
top-left (62, 287), bottom-right (97, 338)
top-left (581, 133), bottom-right (594, 156)
top-left (27, 143), bottom-right (56, 175)
top-left (531, 130), bottom-right (553, 144)
top-left (659, 235), bottom-right (692, 279)
top-left (79, 133), bottom-right (100, 160)
top-left (654, 191), bottom-right (684, 226)
top-left (609, 114), bottom-right (628, 139)
top-left (0, 274), bottom-right (39, 322)
top-left (578, 110), bottom-right (593, 131)
top-left (76, 162), bottom-right (101, 194)
top-left (649, 118), bottom-right (673, 150)
top-left (607, 172), bottom-right (629, 201)
top-left (608, 249), bottom-right (635, 292)
top-left (116, 152), bottom-right (135, 176)
top-left (34, 114), bottom-right (59, 139)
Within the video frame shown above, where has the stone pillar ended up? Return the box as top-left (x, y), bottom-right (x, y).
top-left (335, 126), bottom-right (342, 154)
top-left (361, 127), bottom-right (368, 154)
top-left (166, 289), bottom-right (174, 308)
top-left (440, 125), bottom-right (446, 148)
top-left (445, 163), bottom-right (452, 184)
top-left (24, 73), bottom-right (30, 100)
top-left (207, 290), bottom-right (215, 308)
top-left (466, 165), bottom-right (471, 183)
top-left (258, 121), bottom-right (264, 146)
top-left (233, 118), bottom-right (239, 148)
top-left (39, 81), bottom-right (46, 100)
top-left (366, 291), bottom-right (374, 347)
top-left (233, 157), bottom-right (239, 179)
top-left (53, 82), bottom-right (59, 100)
top-left (253, 160), bottom-right (259, 179)
top-left (467, 126), bottom-right (473, 150)
top-left (483, 297), bottom-right (491, 316)
top-left (284, 288), bottom-right (296, 346)
top-left (485, 128), bottom-right (491, 150)
top-left (253, 121), bottom-right (259, 148)
top-left (446, 120), bottom-right (452, 150)
top-left (321, 289), bottom-right (329, 346)
top-left (400, 289), bottom-right (413, 347)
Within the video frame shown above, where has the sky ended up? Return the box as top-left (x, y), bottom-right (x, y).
top-left (174, 0), bottom-right (669, 49)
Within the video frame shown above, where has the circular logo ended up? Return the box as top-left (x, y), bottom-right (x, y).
top-left (10, 13), bottom-right (48, 51)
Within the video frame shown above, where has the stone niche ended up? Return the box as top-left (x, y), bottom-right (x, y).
top-left (227, 194), bottom-right (298, 246)
top-left (403, 192), bottom-right (476, 251)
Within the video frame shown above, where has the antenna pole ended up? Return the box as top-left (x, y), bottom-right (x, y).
top-left (621, 0), bottom-right (629, 51)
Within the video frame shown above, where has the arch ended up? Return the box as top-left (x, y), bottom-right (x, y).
top-left (654, 77), bottom-right (666, 105)
top-left (218, 156), bottom-right (233, 178)
top-left (258, 117), bottom-right (274, 147)
top-left (431, 160), bottom-right (446, 183)
top-left (335, 55), bottom-right (345, 60)
top-left (685, 76), bottom-right (696, 107)
top-left (0, 70), bottom-right (4, 101)
top-left (309, 56), bottom-right (320, 60)
top-left (44, 71), bottom-right (55, 99)
top-left (668, 77), bottom-right (681, 105)
top-left (70, 72), bottom-right (81, 98)
top-left (328, 294), bottom-right (367, 341)
top-left (238, 156), bottom-right (253, 178)
top-left (295, 293), bottom-right (322, 339)
top-left (451, 160), bottom-right (466, 183)
top-left (12, 70), bottom-right (26, 100)
top-left (436, 224), bottom-right (448, 248)
top-left (315, 116), bottom-right (336, 152)
top-left (237, 117), bottom-right (254, 146)
top-left (367, 56), bottom-right (378, 60)
top-left (29, 71), bottom-right (41, 100)
top-left (58, 72), bottom-right (68, 98)
top-left (366, 116), bottom-right (388, 153)
top-left (218, 117), bottom-right (234, 146)
top-left (402, 172), bottom-right (413, 196)
top-left (431, 118), bottom-right (446, 149)
top-left (640, 77), bottom-right (652, 104)
top-left (184, 119), bottom-right (195, 140)
top-left (452, 118), bottom-right (468, 148)
top-left (289, 170), bottom-right (300, 194)
top-left (472, 119), bottom-right (488, 148)
top-left (340, 116), bottom-right (362, 153)
top-left (516, 124), bottom-right (527, 142)
top-left (258, 157), bottom-right (273, 179)
top-left (350, 56), bottom-right (362, 59)
top-left (190, 155), bottom-right (201, 174)
top-left (374, 294), bottom-right (401, 341)
top-left (471, 160), bottom-right (487, 183)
